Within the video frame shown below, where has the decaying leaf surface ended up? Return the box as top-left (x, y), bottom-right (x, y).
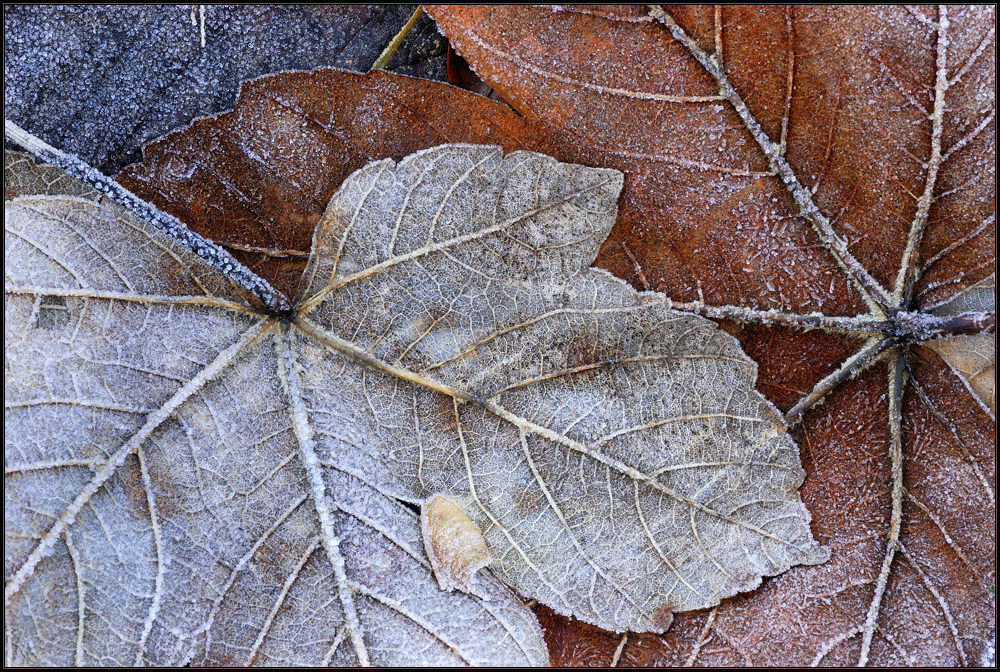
top-left (294, 143), bottom-right (826, 632)
top-left (3, 5), bottom-right (444, 175)
top-left (4, 165), bottom-right (547, 666)
top-left (428, 5), bottom-right (996, 666)
top-left (4, 126), bottom-right (827, 663)
top-left (116, 68), bottom-right (601, 298)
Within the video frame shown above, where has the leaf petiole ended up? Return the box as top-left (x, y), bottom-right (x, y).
top-left (4, 121), bottom-right (291, 313)
top-left (371, 5), bottom-right (424, 71)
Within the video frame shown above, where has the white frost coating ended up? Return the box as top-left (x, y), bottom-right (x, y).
top-left (5, 6), bottom-right (427, 174)
top-left (277, 329), bottom-right (370, 667)
top-left (4, 121), bottom-right (289, 311)
top-left (134, 448), bottom-right (168, 666)
top-left (245, 538), bottom-right (322, 666)
top-left (6, 187), bottom-right (549, 666)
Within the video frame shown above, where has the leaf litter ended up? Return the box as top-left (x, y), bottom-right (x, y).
top-left (427, 5), bottom-right (995, 666)
top-left (5, 123), bottom-right (827, 664)
top-left (6, 3), bottom-right (994, 666)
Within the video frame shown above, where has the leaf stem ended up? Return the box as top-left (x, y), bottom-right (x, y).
top-left (896, 5), bottom-right (949, 306)
top-left (371, 5), bottom-right (424, 70)
top-left (666, 300), bottom-right (889, 334)
top-left (671, 300), bottom-right (994, 338)
top-left (896, 309), bottom-right (995, 339)
top-left (783, 337), bottom-right (895, 426)
top-left (858, 350), bottom-right (907, 665)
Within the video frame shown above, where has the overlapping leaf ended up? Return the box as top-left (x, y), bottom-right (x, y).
top-left (5, 125), bottom-right (826, 662)
top-left (7, 3), bottom-right (992, 665)
top-left (115, 69), bottom-right (601, 297)
top-left (926, 274), bottom-right (996, 416)
top-left (428, 5), bottom-right (996, 666)
top-left (4, 151), bottom-right (547, 667)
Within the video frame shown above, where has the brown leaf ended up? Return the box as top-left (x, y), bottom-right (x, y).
top-left (427, 4), bottom-right (996, 666)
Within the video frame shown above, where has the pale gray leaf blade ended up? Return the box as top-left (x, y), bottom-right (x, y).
top-left (4, 195), bottom-right (264, 538)
top-left (5, 192), bottom-right (547, 666)
top-left (4, 150), bottom-right (99, 201)
top-left (278, 327), bottom-right (548, 667)
top-left (4, 195), bottom-right (269, 665)
top-left (299, 144), bottom-right (619, 305)
top-left (325, 470), bottom-right (549, 667)
top-left (927, 273), bottom-right (996, 416)
top-left (4, 195), bottom-right (249, 299)
top-left (296, 145), bottom-right (829, 633)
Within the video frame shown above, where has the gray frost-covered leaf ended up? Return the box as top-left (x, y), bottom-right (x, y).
top-left (4, 178), bottom-right (545, 665)
top-left (295, 144), bottom-right (829, 632)
top-left (4, 140), bottom-right (827, 665)
top-left (4, 5), bottom-right (446, 175)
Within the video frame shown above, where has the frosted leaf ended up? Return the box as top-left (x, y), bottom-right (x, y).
top-left (4, 174), bottom-right (546, 665)
top-left (296, 144), bottom-right (828, 632)
top-left (927, 274), bottom-right (996, 416)
top-left (5, 139), bottom-right (826, 664)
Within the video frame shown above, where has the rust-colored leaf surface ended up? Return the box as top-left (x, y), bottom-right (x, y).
top-left (117, 70), bottom-right (599, 298)
top-left (426, 4), bottom-right (996, 666)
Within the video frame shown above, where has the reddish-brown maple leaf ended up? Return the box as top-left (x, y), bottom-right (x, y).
top-left (425, 5), bottom-right (996, 666)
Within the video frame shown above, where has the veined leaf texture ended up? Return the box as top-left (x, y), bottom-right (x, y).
top-left (427, 5), bottom-right (995, 666)
top-left (4, 132), bottom-right (824, 664)
top-left (5, 4), bottom-right (995, 668)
